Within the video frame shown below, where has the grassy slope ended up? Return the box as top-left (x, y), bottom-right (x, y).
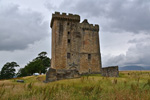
top-left (0, 71), bottom-right (150, 100)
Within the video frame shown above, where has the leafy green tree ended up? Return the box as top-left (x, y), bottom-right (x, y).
top-left (17, 52), bottom-right (51, 77)
top-left (37, 52), bottom-right (47, 59)
top-left (17, 68), bottom-right (28, 77)
top-left (0, 62), bottom-right (19, 79)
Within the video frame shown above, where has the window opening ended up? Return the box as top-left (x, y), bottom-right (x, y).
top-left (68, 32), bottom-right (70, 35)
top-left (88, 54), bottom-right (91, 60)
top-left (68, 39), bottom-right (71, 43)
top-left (67, 53), bottom-right (70, 59)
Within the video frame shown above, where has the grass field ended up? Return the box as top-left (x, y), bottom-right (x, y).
top-left (0, 71), bottom-right (150, 100)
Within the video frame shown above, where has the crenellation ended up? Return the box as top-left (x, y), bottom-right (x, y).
top-left (79, 19), bottom-right (99, 31)
top-left (74, 15), bottom-right (79, 17)
top-left (51, 12), bottom-right (80, 27)
top-left (69, 13), bottom-right (73, 15)
top-left (55, 12), bottom-right (60, 15)
top-left (81, 24), bottom-right (99, 31)
top-left (62, 12), bottom-right (66, 15)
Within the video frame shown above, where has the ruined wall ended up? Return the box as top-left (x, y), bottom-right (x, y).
top-left (46, 68), bottom-right (80, 82)
top-left (50, 12), bottom-right (101, 74)
top-left (101, 66), bottom-right (119, 77)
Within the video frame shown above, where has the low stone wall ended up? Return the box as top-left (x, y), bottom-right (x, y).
top-left (101, 66), bottom-right (119, 77)
top-left (45, 68), bottom-right (80, 82)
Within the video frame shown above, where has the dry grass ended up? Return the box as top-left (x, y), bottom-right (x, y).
top-left (0, 71), bottom-right (150, 100)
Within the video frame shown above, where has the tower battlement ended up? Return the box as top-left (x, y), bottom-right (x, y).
top-left (80, 19), bottom-right (99, 31)
top-left (50, 12), bottom-right (80, 27)
top-left (81, 23), bottom-right (99, 31)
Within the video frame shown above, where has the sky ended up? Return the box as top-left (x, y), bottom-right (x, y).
top-left (0, 0), bottom-right (150, 70)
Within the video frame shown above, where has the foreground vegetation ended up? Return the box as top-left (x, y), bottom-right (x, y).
top-left (0, 71), bottom-right (150, 100)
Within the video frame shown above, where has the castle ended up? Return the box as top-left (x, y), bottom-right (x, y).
top-left (50, 12), bottom-right (102, 74)
top-left (46, 12), bottom-right (118, 82)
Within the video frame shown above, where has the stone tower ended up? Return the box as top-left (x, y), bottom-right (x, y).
top-left (50, 12), bottom-right (101, 74)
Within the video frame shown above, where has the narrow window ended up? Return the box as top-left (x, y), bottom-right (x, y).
top-left (68, 32), bottom-right (70, 35)
top-left (89, 69), bottom-right (91, 73)
top-left (68, 39), bottom-right (70, 43)
top-left (88, 54), bottom-right (91, 60)
top-left (67, 53), bottom-right (70, 59)
top-left (67, 22), bottom-right (69, 25)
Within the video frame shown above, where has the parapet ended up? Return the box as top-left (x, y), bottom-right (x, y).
top-left (80, 19), bottom-right (99, 31)
top-left (50, 12), bottom-right (80, 28)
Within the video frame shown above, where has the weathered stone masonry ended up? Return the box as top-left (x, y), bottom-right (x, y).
top-left (46, 68), bottom-right (80, 82)
top-left (50, 12), bottom-right (102, 74)
top-left (101, 66), bottom-right (119, 77)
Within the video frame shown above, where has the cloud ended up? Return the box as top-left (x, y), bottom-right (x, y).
top-left (0, 3), bottom-right (49, 51)
top-left (125, 38), bottom-right (150, 66)
top-left (102, 54), bottom-right (126, 67)
top-left (102, 34), bottom-right (150, 67)
top-left (0, 36), bottom-right (51, 69)
top-left (46, 0), bottom-right (150, 33)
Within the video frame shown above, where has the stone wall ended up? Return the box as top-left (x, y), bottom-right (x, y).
top-left (101, 66), bottom-right (119, 77)
top-left (46, 67), bottom-right (80, 82)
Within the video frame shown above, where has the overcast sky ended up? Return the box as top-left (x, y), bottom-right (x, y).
top-left (0, 0), bottom-right (150, 70)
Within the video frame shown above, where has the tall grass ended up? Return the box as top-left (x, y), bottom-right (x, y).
top-left (0, 72), bottom-right (150, 100)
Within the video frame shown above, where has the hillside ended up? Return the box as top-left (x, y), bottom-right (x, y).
top-left (0, 71), bottom-right (150, 100)
top-left (119, 66), bottom-right (145, 70)
top-left (119, 66), bottom-right (150, 71)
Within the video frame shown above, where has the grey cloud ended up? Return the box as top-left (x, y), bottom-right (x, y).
top-left (0, 3), bottom-right (49, 51)
top-left (106, 0), bottom-right (150, 33)
top-left (44, 1), bottom-right (58, 10)
top-left (102, 54), bottom-right (126, 67)
top-left (47, 0), bottom-right (150, 33)
top-left (128, 37), bottom-right (150, 44)
top-left (125, 43), bottom-right (150, 66)
top-left (103, 40), bottom-right (150, 67)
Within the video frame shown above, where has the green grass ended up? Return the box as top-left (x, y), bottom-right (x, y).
top-left (0, 71), bottom-right (150, 100)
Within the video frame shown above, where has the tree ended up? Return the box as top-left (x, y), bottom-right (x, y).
top-left (16, 68), bottom-right (28, 77)
top-left (0, 62), bottom-right (19, 79)
top-left (17, 51), bottom-right (51, 77)
top-left (37, 52), bottom-right (47, 59)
